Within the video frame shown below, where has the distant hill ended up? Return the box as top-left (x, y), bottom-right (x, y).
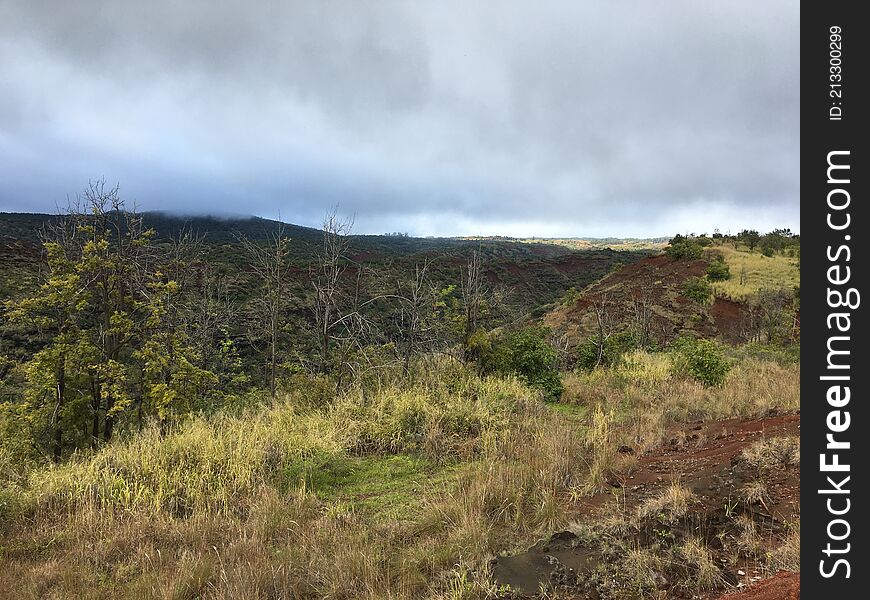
top-left (0, 212), bottom-right (324, 246)
top-left (0, 212), bottom-right (670, 251)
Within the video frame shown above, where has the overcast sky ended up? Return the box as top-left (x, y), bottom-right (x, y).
top-left (0, 1), bottom-right (798, 237)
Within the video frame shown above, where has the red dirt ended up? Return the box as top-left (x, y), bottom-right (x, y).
top-left (710, 297), bottom-right (750, 344)
top-left (544, 254), bottom-right (755, 345)
top-left (715, 571), bottom-right (799, 600)
top-left (592, 413), bottom-right (800, 522)
top-left (493, 413), bottom-right (801, 598)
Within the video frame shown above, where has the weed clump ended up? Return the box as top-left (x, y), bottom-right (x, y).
top-left (634, 481), bottom-right (695, 524)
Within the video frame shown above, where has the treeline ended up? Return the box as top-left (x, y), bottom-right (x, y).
top-left (665, 229), bottom-right (800, 260)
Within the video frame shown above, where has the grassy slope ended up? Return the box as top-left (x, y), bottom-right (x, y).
top-left (0, 353), bottom-right (800, 599)
top-left (0, 370), bottom-right (579, 599)
top-left (543, 242), bottom-right (801, 347)
top-left (709, 243), bottom-right (800, 301)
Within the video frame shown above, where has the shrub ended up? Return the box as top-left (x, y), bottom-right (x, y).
top-left (670, 337), bottom-right (731, 387)
top-left (482, 327), bottom-right (563, 401)
top-left (682, 276), bottom-right (712, 304)
top-left (665, 236), bottom-right (703, 260)
top-left (705, 258), bottom-right (730, 281)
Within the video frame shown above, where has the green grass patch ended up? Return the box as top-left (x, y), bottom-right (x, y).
top-left (548, 401), bottom-right (589, 423)
top-left (283, 453), bottom-right (458, 520)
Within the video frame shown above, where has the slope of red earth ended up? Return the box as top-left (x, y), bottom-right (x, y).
top-left (492, 413), bottom-right (800, 599)
top-left (544, 254), bottom-right (752, 345)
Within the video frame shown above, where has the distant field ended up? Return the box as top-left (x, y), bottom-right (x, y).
top-left (710, 243), bottom-right (800, 301)
top-left (459, 236), bottom-right (669, 252)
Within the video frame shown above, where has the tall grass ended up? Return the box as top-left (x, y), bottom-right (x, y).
top-left (563, 352), bottom-right (799, 453)
top-left (0, 368), bottom-right (588, 599)
top-left (0, 352), bottom-right (799, 598)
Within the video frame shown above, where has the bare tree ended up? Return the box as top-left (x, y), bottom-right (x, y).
top-left (311, 210), bottom-right (354, 374)
top-left (590, 292), bottom-right (615, 367)
top-left (393, 260), bottom-right (438, 375)
top-left (459, 249), bottom-right (484, 363)
top-left (631, 292), bottom-right (654, 350)
top-left (756, 288), bottom-right (794, 344)
top-left (239, 222), bottom-right (291, 397)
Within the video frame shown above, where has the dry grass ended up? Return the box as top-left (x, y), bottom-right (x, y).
top-left (709, 244), bottom-right (800, 301)
top-left (767, 519), bottom-right (800, 573)
top-left (0, 369), bottom-right (588, 600)
top-left (634, 481), bottom-right (695, 524)
top-left (740, 436), bottom-right (801, 472)
top-left (0, 351), bottom-right (801, 598)
top-left (735, 514), bottom-right (764, 558)
top-left (620, 547), bottom-right (666, 595)
top-left (680, 537), bottom-right (723, 591)
top-left (741, 479), bottom-right (771, 508)
top-left (563, 353), bottom-right (799, 454)
top-left (579, 405), bottom-right (617, 495)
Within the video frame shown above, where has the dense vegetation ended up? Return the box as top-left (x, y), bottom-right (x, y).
top-left (0, 186), bottom-right (647, 462)
top-left (0, 186), bottom-right (800, 599)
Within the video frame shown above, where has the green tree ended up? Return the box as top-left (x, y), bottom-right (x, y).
top-left (4, 236), bottom-right (95, 460)
top-left (705, 257), bottom-right (730, 281)
top-left (665, 235), bottom-right (703, 260)
top-left (738, 229), bottom-right (761, 252)
top-left (682, 277), bottom-right (713, 304)
top-left (670, 337), bottom-right (731, 387)
top-left (4, 182), bottom-right (214, 457)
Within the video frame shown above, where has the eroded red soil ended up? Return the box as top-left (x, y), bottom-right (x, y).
top-left (544, 254), bottom-right (752, 345)
top-left (492, 413), bottom-right (800, 599)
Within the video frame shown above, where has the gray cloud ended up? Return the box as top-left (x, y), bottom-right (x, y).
top-left (0, 0), bottom-right (799, 236)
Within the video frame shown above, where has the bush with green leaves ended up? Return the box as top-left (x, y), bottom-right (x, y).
top-left (665, 235), bottom-right (703, 260)
top-left (670, 337), bottom-right (731, 387)
top-left (682, 276), bottom-right (713, 303)
top-left (705, 258), bottom-right (730, 281)
top-left (482, 327), bottom-right (563, 401)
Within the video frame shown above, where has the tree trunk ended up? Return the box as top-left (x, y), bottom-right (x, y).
top-left (270, 311), bottom-right (277, 397)
top-left (53, 357), bottom-right (65, 463)
top-left (103, 396), bottom-right (114, 442)
top-left (90, 377), bottom-right (101, 448)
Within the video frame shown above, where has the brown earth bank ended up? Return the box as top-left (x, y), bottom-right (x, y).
top-left (491, 413), bottom-right (800, 599)
top-left (544, 254), bottom-right (752, 346)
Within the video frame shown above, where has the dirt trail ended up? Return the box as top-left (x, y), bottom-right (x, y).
top-left (492, 413), bottom-right (800, 599)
